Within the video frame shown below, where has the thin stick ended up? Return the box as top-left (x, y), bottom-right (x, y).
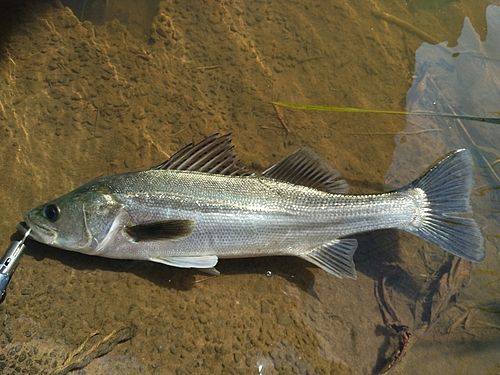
top-left (344, 129), bottom-right (441, 135)
top-left (372, 9), bottom-right (440, 44)
top-left (472, 321), bottom-right (500, 330)
top-left (194, 65), bottom-right (222, 71)
top-left (52, 325), bottom-right (136, 375)
top-left (377, 277), bottom-right (399, 323)
top-left (464, 309), bottom-right (475, 331)
top-left (447, 308), bottom-right (469, 333)
top-left (374, 277), bottom-right (412, 374)
top-left (272, 103), bottom-right (290, 133)
top-left (192, 275), bottom-right (224, 284)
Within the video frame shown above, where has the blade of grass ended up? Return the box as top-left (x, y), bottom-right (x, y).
top-left (272, 102), bottom-right (500, 125)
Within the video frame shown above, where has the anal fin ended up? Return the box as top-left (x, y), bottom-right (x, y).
top-left (150, 255), bottom-right (219, 270)
top-left (300, 239), bottom-right (358, 279)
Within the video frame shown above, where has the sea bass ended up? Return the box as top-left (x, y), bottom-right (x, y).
top-left (24, 134), bottom-right (484, 278)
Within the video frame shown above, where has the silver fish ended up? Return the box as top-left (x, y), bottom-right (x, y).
top-left (24, 134), bottom-right (484, 278)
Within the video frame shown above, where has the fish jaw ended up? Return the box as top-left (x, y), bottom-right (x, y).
top-left (24, 207), bottom-right (58, 246)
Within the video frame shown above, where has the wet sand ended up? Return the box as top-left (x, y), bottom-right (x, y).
top-left (0, 0), bottom-right (498, 374)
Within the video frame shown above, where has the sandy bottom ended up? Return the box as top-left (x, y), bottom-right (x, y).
top-left (0, 0), bottom-right (498, 374)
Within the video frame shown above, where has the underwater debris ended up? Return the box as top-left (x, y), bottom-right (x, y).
top-left (52, 325), bottom-right (137, 375)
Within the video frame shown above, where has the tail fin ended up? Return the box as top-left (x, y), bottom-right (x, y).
top-left (403, 149), bottom-right (484, 262)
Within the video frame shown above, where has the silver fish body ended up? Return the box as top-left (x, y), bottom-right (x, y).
top-left (85, 170), bottom-right (418, 258)
top-left (24, 135), bottom-right (485, 278)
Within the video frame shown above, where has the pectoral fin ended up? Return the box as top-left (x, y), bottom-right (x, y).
top-left (300, 239), bottom-right (358, 279)
top-left (150, 255), bottom-right (219, 270)
top-left (125, 220), bottom-right (193, 242)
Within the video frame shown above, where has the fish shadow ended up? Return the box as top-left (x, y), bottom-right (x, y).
top-left (217, 256), bottom-right (320, 298)
top-left (23, 238), bottom-right (200, 291)
top-left (0, 0), bottom-right (54, 60)
top-left (354, 229), bottom-right (421, 299)
top-left (18, 228), bottom-right (420, 299)
top-left (21, 238), bottom-right (319, 295)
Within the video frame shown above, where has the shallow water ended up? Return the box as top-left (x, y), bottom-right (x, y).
top-left (0, 0), bottom-right (498, 374)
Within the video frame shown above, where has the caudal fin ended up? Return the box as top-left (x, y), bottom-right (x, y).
top-left (403, 149), bottom-right (484, 262)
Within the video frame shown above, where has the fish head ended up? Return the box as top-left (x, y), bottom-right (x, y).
top-left (25, 181), bottom-right (122, 254)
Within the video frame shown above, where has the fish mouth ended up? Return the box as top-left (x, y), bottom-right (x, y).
top-left (23, 216), bottom-right (57, 244)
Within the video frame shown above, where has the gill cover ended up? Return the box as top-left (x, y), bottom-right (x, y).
top-left (25, 182), bottom-right (123, 254)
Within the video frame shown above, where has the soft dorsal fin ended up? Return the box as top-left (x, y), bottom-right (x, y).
top-left (152, 134), bottom-right (252, 176)
top-left (262, 148), bottom-right (349, 193)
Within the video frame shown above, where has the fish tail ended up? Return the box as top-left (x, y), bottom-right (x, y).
top-left (402, 149), bottom-right (484, 262)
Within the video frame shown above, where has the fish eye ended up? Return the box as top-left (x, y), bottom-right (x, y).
top-left (43, 204), bottom-right (60, 222)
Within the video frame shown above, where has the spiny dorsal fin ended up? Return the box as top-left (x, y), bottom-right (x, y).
top-left (152, 134), bottom-right (252, 176)
top-left (125, 220), bottom-right (193, 242)
top-left (262, 148), bottom-right (349, 193)
top-left (300, 238), bottom-right (358, 279)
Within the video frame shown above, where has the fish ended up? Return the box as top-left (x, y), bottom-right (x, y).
top-left (24, 134), bottom-right (484, 278)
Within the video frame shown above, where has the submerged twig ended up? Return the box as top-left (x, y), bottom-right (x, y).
top-left (192, 275), bottom-right (223, 284)
top-left (471, 321), bottom-right (500, 330)
top-left (344, 129), bottom-right (441, 136)
top-left (52, 325), bottom-right (137, 375)
top-left (447, 307), bottom-right (470, 333)
top-left (374, 277), bottom-right (412, 374)
top-left (272, 103), bottom-right (290, 133)
top-left (372, 9), bottom-right (440, 45)
top-left (194, 64), bottom-right (222, 71)
top-left (464, 309), bottom-right (476, 331)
